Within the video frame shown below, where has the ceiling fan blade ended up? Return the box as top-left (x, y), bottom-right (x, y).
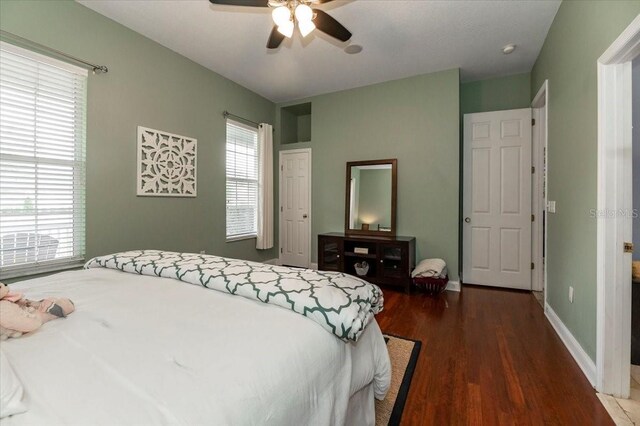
top-left (316, 0), bottom-right (335, 3)
top-left (267, 26), bottom-right (286, 49)
top-left (312, 9), bottom-right (352, 42)
top-left (209, 0), bottom-right (269, 7)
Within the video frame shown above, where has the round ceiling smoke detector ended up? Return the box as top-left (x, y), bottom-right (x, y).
top-left (502, 44), bottom-right (516, 55)
top-left (344, 44), bottom-right (363, 54)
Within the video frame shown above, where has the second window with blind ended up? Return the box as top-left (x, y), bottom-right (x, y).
top-left (226, 119), bottom-right (259, 241)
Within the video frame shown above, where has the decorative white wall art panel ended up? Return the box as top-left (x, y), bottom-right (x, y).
top-left (136, 126), bottom-right (197, 197)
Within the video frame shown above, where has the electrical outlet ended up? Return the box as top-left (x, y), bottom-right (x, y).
top-left (199, 250), bottom-right (205, 254)
top-left (569, 286), bottom-right (574, 303)
top-left (547, 201), bottom-right (556, 213)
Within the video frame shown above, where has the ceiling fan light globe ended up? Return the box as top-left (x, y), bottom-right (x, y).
top-left (272, 6), bottom-right (291, 27)
top-left (294, 4), bottom-right (313, 23)
top-left (277, 21), bottom-right (294, 38)
top-left (299, 20), bottom-right (316, 37)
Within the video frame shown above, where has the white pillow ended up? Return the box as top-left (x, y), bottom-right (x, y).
top-left (0, 349), bottom-right (27, 418)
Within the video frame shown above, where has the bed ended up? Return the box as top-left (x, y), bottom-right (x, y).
top-left (0, 251), bottom-right (391, 425)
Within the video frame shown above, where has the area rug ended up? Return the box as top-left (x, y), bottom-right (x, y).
top-left (375, 334), bottom-right (422, 426)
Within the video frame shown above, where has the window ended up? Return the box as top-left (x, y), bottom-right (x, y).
top-left (226, 119), bottom-right (259, 241)
top-left (0, 42), bottom-right (87, 279)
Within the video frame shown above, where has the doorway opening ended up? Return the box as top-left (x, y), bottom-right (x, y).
top-left (633, 57), bottom-right (640, 368)
top-left (616, 55), bottom-right (640, 423)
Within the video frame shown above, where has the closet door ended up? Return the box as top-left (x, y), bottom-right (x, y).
top-left (279, 149), bottom-right (311, 268)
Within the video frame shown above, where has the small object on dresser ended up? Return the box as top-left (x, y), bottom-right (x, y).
top-left (354, 247), bottom-right (369, 255)
top-left (633, 261), bottom-right (640, 281)
top-left (361, 224), bottom-right (370, 231)
top-left (354, 261), bottom-right (369, 276)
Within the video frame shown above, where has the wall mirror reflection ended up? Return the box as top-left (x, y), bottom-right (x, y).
top-left (345, 159), bottom-right (397, 236)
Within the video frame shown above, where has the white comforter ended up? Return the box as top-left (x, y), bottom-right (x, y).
top-left (0, 268), bottom-right (391, 425)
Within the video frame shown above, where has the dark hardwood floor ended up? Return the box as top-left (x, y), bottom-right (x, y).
top-left (376, 285), bottom-right (613, 425)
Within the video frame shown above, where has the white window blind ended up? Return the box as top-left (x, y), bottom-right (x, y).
top-left (0, 42), bottom-right (87, 279)
top-left (226, 119), bottom-right (259, 240)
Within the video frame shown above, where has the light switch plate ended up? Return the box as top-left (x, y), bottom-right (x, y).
top-left (547, 201), bottom-right (556, 213)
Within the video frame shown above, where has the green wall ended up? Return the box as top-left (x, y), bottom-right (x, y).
top-left (280, 108), bottom-right (298, 145)
top-left (0, 0), bottom-right (277, 269)
top-left (531, 1), bottom-right (640, 360)
top-left (460, 72), bottom-right (531, 115)
top-left (277, 69), bottom-right (460, 279)
top-left (297, 114), bottom-right (311, 142)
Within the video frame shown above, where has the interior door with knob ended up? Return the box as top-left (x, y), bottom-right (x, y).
top-left (279, 149), bottom-right (311, 268)
top-left (463, 108), bottom-right (532, 289)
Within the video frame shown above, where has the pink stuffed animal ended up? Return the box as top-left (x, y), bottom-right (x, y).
top-left (0, 282), bottom-right (75, 340)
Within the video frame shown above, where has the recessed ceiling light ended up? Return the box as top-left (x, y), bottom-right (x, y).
top-left (344, 44), bottom-right (363, 55)
top-left (502, 44), bottom-right (516, 54)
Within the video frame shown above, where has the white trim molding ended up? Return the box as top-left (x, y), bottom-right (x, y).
top-left (546, 303), bottom-right (596, 386)
top-left (263, 258), bottom-right (280, 266)
top-left (596, 14), bottom-right (640, 398)
top-left (599, 15), bottom-right (640, 64)
top-left (531, 80), bottom-right (549, 298)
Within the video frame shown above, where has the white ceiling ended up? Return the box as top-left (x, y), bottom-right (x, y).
top-left (77, 0), bottom-right (561, 103)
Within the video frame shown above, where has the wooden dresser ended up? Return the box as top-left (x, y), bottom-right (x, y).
top-left (318, 232), bottom-right (416, 293)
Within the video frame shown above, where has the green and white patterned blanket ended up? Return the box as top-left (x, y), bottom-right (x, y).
top-left (84, 250), bottom-right (384, 342)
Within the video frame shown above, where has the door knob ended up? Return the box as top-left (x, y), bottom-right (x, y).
top-left (303, 214), bottom-right (308, 219)
top-left (465, 217), bottom-right (471, 223)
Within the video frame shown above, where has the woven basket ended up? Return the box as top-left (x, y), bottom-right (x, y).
top-left (413, 275), bottom-right (449, 296)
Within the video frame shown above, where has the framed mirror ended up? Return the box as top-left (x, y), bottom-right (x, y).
top-left (345, 159), bottom-right (397, 236)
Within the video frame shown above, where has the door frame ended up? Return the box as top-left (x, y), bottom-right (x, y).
top-left (278, 148), bottom-right (312, 268)
top-left (596, 15), bottom-right (640, 398)
top-left (531, 81), bottom-right (549, 296)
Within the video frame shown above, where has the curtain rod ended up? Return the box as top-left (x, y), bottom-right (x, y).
top-left (0, 30), bottom-right (108, 74)
top-left (223, 111), bottom-right (274, 132)
top-left (223, 110), bottom-right (260, 127)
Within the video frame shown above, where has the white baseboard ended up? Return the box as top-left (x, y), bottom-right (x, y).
top-left (545, 302), bottom-right (596, 386)
top-left (446, 280), bottom-right (461, 292)
top-left (310, 262), bottom-right (318, 270)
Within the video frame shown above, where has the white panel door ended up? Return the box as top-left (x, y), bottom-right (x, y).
top-left (463, 109), bottom-right (532, 289)
top-left (279, 149), bottom-right (311, 268)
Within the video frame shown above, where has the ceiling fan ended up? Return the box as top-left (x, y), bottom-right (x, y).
top-left (208, 0), bottom-right (352, 49)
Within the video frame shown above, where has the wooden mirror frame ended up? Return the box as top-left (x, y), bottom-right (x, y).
top-left (345, 159), bottom-right (397, 237)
